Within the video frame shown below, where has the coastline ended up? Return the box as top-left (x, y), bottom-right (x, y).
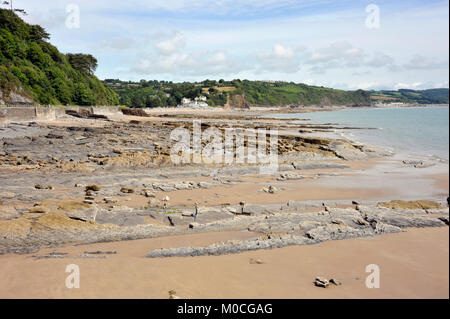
top-left (270, 105), bottom-right (449, 162)
top-left (0, 106), bottom-right (448, 298)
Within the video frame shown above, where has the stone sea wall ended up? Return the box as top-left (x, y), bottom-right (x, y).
top-left (0, 106), bottom-right (121, 125)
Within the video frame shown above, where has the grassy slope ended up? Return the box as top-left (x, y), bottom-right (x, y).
top-left (106, 80), bottom-right (372, 107)
top-left (370, 88), bottom-right (449, 104)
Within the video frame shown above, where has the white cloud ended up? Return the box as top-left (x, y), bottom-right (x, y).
top-left (307, 41), bottom-right (365, 64)
top-left (256, 44), bottom-right (300, 73)
top-left (404, 55), bottom-right (449, 70)
top-left (100, 37), bottom-right (135, 50)
top-left (304, 41), bottom-right (367, 73)
top-left (366, 52), bottom-right (395, 68)
top-left (272, 44), bottom-right (295, 59)
top-left (132, 49), bottom-right (246, 76)
top-left (394, 82), bottom-right (424, 90)
top-left (155, 32), bottom-right (186, 56)
top-left (15, 0), bottom-right (449, 88)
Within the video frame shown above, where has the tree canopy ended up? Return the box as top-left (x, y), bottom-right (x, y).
top-left (67, 53), bottom-right (98, 75)
top-left (0, 8), bottom-right (118, 105)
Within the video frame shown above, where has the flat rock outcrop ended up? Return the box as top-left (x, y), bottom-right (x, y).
top-left (143, 205), bottom-right (447, 258)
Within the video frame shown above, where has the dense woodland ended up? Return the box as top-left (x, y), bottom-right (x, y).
top-left (106, 79), bottom-right (449, 108)
top-left (104, 78), bottom-right (373, 108)
top-left (0, 8), bottom-right (118, 105)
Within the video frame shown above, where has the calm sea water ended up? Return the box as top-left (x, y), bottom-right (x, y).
top-left (273, 106), bottom-right (449, 159)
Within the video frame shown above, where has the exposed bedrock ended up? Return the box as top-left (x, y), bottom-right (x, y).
top-left (1, 201), bottom-right (447, 255)
top-left (143, 205), bottom-right (448, 258)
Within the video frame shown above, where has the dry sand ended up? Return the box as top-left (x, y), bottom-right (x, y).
top-left (0, 227), bottom-right (447, 299)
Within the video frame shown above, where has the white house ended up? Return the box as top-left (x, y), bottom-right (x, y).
top-left (195, 96), bottom-right (207, 102)
top-left (179, 96), bottom-right (209, 108)
top-left (181, 97), bottom-right (192, 105)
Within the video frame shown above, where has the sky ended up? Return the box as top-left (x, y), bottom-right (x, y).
top-left (12, 0), bottom-right (450, 90)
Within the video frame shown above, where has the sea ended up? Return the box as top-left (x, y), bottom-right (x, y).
top-left (272, 106), bottom-right (449, 160)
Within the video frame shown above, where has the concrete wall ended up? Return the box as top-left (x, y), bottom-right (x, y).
top-left (0, 107), bottom-right (37, 122)
top-left (0, 106), bottom-right (121, 124)
top-left (88, 106), bottom-right (122, 117)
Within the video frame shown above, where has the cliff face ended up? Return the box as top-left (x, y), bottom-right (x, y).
top-left (0, 88), bottom-right (34, 105)
top-left (224, 93), bottom-right (249, 109)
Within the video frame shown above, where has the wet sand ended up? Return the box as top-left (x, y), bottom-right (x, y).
top-left (0, 227), bottom-right (447, 299)
top-left (103, 163), bottom-right (449, 208)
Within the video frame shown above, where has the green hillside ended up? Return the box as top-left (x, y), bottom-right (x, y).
top-left (104, 78), bottom-right (372, 108)
top-left (0, 8), bottom-right (118, 105)
top-left (234, 80), bottom-right (370, 106)
top-left (370, 88), bottom-right (449, 104)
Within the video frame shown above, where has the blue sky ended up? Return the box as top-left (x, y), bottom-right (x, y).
top-left (15, 0), bottom-right (450, 90)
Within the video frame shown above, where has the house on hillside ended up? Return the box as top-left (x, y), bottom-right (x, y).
top-left (195, 96), bottom-right (207, 102)
top-left (179, 96), bottom-right (209, 108)
top-left (181, 97), bottom-right (191, 105)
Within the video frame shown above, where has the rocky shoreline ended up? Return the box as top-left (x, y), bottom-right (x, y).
top-left (0, 108), bottom-right (448, 255)
top-left (145, 204), bottom-right (448, 258)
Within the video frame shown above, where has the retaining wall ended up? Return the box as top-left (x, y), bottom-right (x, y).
top-left (0, 106), bottom-right (121, 124)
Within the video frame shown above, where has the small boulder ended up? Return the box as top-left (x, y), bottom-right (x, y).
top-left (168, 290), bottom-right (180, 299)
top-left (148, 198), bottom-right (160, 207)
top-left (262, 185), bottom-right (277, 194)
top-left (189, 222), bottom-right (201, 229)
top-left (120, 187), bottom-right (134, 194)
top-left (103, 197), bottom-right (118, 204)
top-left (331, 218), bottom-right (345, 225)
top-left (85, 184), bottom-right (100, 192)
top-left (354, 217), bottom-right (370, 226)
top-left (29, 206), bottom-right (47, 214)
top-left (143, 190), bottom-right (155, 198)
top-left (314, 277), bottom-right (329, 288)
top-left (330, 278), bottom-right (342, 286)
top-left (438, 216), bottom-right (449, 226)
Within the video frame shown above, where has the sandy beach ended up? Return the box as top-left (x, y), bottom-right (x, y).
top-left (0, 107), bottom-right (448, 299)
top-left (1, 0), bottom-right (449, 304)
top-left (0, 227), bottom-right (447, 299)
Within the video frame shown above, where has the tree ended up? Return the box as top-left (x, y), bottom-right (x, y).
top-left (73, 83), bottom-right (94, 105)
top-left (167, 96), bottom-right (177, 106)
top-left (29, 25), bottom-right (50, 41)
top-left (1, 1), bottom-right (10, 10)
top-left (66, 53), bottom-right (98, 75)
top-left (1, 1), bottom-right (27, 15)
top-left (27, 42), bottom-right (51, 68)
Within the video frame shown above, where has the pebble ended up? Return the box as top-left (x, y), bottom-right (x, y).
top-left (249, 258), bottom-right (264, 264)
